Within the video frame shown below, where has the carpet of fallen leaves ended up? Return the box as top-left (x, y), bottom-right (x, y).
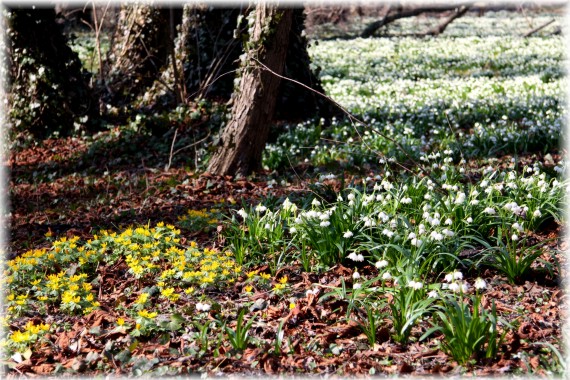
top-left (7, 130), bottom-right (566, 377)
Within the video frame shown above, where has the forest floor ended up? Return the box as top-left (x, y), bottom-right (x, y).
top-left (6, 127), bottom-right (566, 377)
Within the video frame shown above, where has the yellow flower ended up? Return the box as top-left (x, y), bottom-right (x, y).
top-left (135, 293), bottom-right (149, 305)
top-left (184, 287), bottom-right (195, 294)
top-left (11, 330), bottom-right (31, 343)
top-left (244, 285), bottom-right (253, 293)
top-left (62, 291), bottom-right (80, 304)
top-left (278, 276), bottom-right (288, 284)
top-left (289, 302), bottom-right (296, 310)
top-left (116, 318), bottom-right (125, 326)
top-left (246, 270), bottom-right (259, 279)
top-left (260, 273), bottom-right (271, 280)
top-left (273, 283), bottom-right (286, 291)
top-left (138, 309), bottom-right (158, 319)
top-left (31, 279), bottom-right (41, 286)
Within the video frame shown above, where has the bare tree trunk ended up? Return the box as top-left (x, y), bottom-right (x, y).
top-left (361, 3), bottom-right (472, 38)
top-left (5, 6), bottom-right (100, 138)
top-left (104, 3), bottom-right (179, 107)
top-left (207, 4), bottom-right (294, 177)
top-left (424, 5), bottom-right (470, 36)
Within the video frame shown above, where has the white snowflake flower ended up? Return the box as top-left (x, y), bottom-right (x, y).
top-left (375, 260), bottom-right (389, 268)
top-left (474, 278), bottom-right (487, 290)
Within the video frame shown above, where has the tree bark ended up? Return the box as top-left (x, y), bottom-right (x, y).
top-left (207, 5), bottom-right (294, 177)
top-left (5, 6), bottom-right (100, 139)
top-left (361, 3), bottom-right (472, 38)
top-left (424, 6), bottom-right (471, 36)
top-left (104, 3), bottom-right (180, 107)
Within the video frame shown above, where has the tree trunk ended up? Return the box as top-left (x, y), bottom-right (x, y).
top-left (5, 6), bottom-right (100, 139)
top-left (361, 3), bottom-right (472, 38)
top-left (139, 5), bottom-right (245, 110)
top-left (207, 5), bottom-right (294, 177)
top-left (274, 8), bottom-right (340, 122)
top-left (104, 3), bottom-right (180, 107)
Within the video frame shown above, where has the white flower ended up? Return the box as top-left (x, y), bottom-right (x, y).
top-left (375, 259), bottom-right (389, 268)
top-left (343, 231), bottom-right (354, 238)
top-left (348, 252), bottom-right (364, 262)
top-left (237, 209), bottom-right (249, 219)
top-left (320, 221), bottom-right (330, 227)
top-left (442, 228), bottom-right (454, 237)
top-left (474, 278), bottom-right (487, 290)
top-left (408, 280), bottom-right (423, 290)
top-left (347, 193), bottom-right (355, 201)
top-left (533, 209), bottom-right (542, 217)
top-left (289, 227), bottom-right (297, 234)
top-left (411, 238), bottom-right (423, 247)
top-left (312, 198), bottom-right (321, 207)
top-left (448, 282), bottom-right (460, 292)
top-left (196, 302), bottom-right (211, 312)
top-left (445, 271), bottom-right (463, 282)
top-left (428, 290), bottom-right (438, 298)
top-left (382, 272), bottom-right (392, 280)
top-left (460, 282), bottom-right (470, 293)
top-left (382, 229), bottom-right (394, 238)
top-left (353, 283), bottom-right (362, 289)
top-left (255, 204), bottom-right (267, 213)
top-left (430, 231), bottom-right (443, 241)
top-left (466, 217), bottom-right (473, 223)
top-left (282, 198), bottom-right (297, 212)
top-left (483, 207), bottom-right (496, 215)
top-left (265, 223), bottom-right (271, 230)
top-left (511, 234), bottom-right (519, 241)
top-left (512, 222), bottom-right (524, 232)
top-left (445, 218), bottom-right (453, 225)
top-left (401, 197), bottom-right (412, 204)
top-left (352, 271), bottom-right (360, 279)
top-left (408, 232), bottom-right (417, 239)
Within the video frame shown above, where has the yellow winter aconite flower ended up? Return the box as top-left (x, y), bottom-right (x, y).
top-left (138, 309), bottom-right (158, 319)
top-left (61, 291), bottom-right (80, 304)
top-left (11, 330), bottom-right (31, 343)
top-left (184, 287), bottom-right (195, 294)
top-left (278, 276), bottom-right (288, 284)
top-left (116, 318), bottom-right (125, 326)
top-left (244, 285), bottom-right (253, 293)
top-left (273, 283), bottom-right (286, 291)
top-left (289, 303), bottom-right (296, 309)
top-left (160, 287), bottom-right (180, 301)
top-left (135, 293), bottom-right (149, 305)
top-left (247, 270), bottom-right (259, 279)
top-left (260, 273), bottom-right (271, 280)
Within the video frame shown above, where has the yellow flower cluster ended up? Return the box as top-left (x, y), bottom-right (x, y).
top-left (9, 321), bottom-right (50, 346)
top-left (4, 221), bottom-right (241, 342)
top-left (177, 208), bottom-right (221, 231)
